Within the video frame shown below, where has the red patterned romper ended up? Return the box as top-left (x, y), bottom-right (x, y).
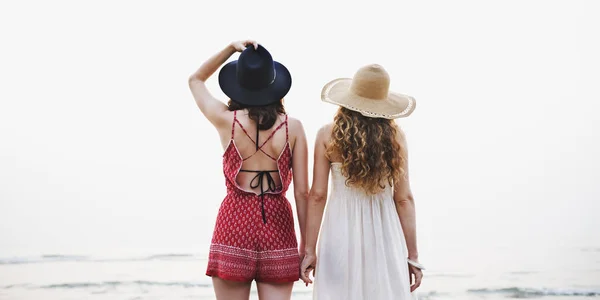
top-left (206, 111), bottom-right (300, 282)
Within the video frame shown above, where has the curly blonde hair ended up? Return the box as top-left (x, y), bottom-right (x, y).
top-left (326, 107), bottom-right (406, 194)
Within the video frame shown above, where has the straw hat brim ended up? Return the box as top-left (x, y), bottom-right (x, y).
top-left (321, 78), bottom-right (416, 119)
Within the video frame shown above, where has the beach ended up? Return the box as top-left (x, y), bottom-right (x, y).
top-left (1, 245), bottom-right (599, 300)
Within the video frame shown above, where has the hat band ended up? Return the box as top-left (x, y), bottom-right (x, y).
top-left (269, 69), bottom-right (277, 85)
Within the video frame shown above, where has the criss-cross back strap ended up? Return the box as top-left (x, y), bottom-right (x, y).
top-left (285, 114), bottom-right (289, 142)
top-left (232, 111), bottom-right (259, 144)
top-left (231, 111), bottom-right (288, 161)
top-left (231, 110), bottom-right (237, 139)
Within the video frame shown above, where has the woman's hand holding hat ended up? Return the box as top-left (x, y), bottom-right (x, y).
top-left (230, 40), bottom-right (258, 52)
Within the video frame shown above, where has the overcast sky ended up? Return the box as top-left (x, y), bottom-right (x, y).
top-left (1, 0), bottom-right (599, 260)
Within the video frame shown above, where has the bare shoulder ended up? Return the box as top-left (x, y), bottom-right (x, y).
top-left (394, 122), bottom-right (406, 141)
top-left (215, 110), bottom-right (235, 131)
top-left (286, 116), bottom-right (306, 152)
top-left (286, 116), bottom-right (306, 145)
top-left (316, 123), bottom-right (334, 144)
top-left (397, 128), bottom-right (406, 141)
top-left (286, 116), bottom-right (304, 133)
top-left (320, 123), bottom-right (334, 133)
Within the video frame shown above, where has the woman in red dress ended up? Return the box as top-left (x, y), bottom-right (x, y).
top-left (188, 40), bottom-right (308, 300)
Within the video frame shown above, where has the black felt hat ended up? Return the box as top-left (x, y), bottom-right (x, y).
top-left (219, 44), bottom-right (292, 106)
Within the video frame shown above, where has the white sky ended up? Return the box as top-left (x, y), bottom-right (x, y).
top-left (1, 0), bottom-right (599, 259)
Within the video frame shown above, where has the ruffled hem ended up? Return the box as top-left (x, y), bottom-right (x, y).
top-left (206, 270), bottom-right (299, 283)
top-left (206, 244), bottom-right (300, 283)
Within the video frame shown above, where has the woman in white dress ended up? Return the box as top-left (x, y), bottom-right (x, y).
top-left (300, 64), bottom-right (424, 300)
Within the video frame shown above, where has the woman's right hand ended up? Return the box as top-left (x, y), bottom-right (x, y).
top-left (300, 252), bottom-right (317, 286)
top-left (230, 40), bottom-right (258, 52)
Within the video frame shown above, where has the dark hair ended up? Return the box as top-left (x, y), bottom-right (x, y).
top-left (227, 99), bottom-right (286, 130)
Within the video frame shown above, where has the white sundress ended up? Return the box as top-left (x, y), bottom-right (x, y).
top-left (312, 163), bottom-right (418, 300)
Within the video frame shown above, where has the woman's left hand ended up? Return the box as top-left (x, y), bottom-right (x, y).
top-left (408, 264), bottom-right (423, 292)
top-left (230, 40), bottom-right (258, 52)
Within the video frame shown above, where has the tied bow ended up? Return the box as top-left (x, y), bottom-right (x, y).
top-left (239, 169), bottom-right (279, 223)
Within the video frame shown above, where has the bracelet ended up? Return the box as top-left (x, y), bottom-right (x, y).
top-left (407, 259), bottom-right (426, 270)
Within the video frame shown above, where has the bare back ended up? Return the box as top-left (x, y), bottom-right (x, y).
top-left (231, 112), bottom-right (288, 161)
top-left (228, 110), bottom-right (289, 194)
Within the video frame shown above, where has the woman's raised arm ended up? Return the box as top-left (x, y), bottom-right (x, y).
top-left (188, 40), bottom-right (257, 126)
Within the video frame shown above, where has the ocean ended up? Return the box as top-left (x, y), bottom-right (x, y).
top-left (1, 245), bottom-right (599, 300)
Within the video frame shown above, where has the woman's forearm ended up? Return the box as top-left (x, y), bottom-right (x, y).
top-left (190, 43), bottom-right (236, 82)
top-left (295, 191), bottom-right (309, 248)
top-left (304, 192), bottom-right (327, 254)
top-left (395, 197), bottom-right (418, 260)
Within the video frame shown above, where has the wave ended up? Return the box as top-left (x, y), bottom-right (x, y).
top-left (0, 253), bottom-right (203, 265)
top-left (427, 273), bottom-right (475, 278)
top-left (468, 287), bottom-right (600, 297)
top-left (41, 254), bottom-right (88, 260)
top-left (6, 282), bottom-right (599, 298)
top-left (581, 247), bottom-right (600, 253)
top-left (0, 255), bottom-right (91, 265)
top-left (145, 253), bottom-right (198, 260)
top-left (4, 281), bottom-right (211, 290)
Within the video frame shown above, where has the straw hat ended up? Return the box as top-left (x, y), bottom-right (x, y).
top-left (321, 64), bottom-right (416, 119)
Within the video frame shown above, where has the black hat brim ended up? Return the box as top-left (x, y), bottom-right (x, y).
top-left (218, 61), bottom-right (292, 107)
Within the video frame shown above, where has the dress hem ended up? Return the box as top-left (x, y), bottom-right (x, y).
top-left (206, 271), bottom-right (299, 283)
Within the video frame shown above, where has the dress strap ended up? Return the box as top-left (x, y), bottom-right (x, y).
top-left (258, 120), bottom-right (287, 149)
top-left (233, 114), bottom-right (258, 145)
top-left (234, 114), bottom-right (289, 161)
top-left (285, 114), bottom-right (289, 142)
top-left (231, 110), bottom-right (237, 140)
